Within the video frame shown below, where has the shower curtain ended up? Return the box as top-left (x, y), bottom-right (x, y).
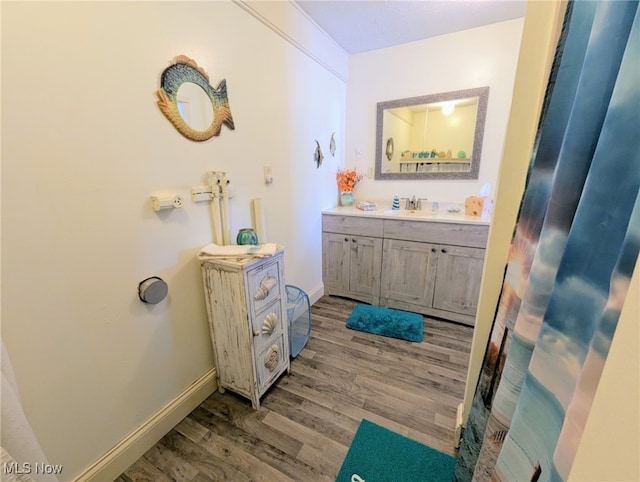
top-left (1, 340), bottom-right (59, 482)
top-left (454, 1), bottom-right (640, 481)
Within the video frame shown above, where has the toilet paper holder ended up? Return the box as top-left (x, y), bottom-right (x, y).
top-left (151, 194), bottom-right (184, 211)
top-left (138, 276), bottom-right (168, 304)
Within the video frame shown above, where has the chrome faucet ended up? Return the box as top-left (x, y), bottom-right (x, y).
top-left (404, 196), bottom-right (416, 210)
top-left (404, 195), bottom-right (427, 210)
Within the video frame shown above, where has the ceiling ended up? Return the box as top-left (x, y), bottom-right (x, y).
top-left (294, 0), bottom-right (528, 54)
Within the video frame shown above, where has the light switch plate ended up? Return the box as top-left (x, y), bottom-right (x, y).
top-left (264, 164), bottom-right (273, 185)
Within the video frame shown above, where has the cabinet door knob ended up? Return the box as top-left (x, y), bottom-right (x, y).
top-left (261, 312), bottom-right (277, 335)
top-left (344, 237), bottom-right (349, 242)
top-left (441, 248), bottom-right (448, 253)
top-left (352, 238), bottom-right (356, 242)
top-left (253, 330), bottom-right (260, 337)
top-left (264, 344), bottom-right (280, 372)
top-left (254, 276), bottom-right (277, 301)
top-left (431, 247), bottom-right (437, 253)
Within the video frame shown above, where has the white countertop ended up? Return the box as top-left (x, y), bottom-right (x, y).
top-left (322, 205), bottom-right (491, 226)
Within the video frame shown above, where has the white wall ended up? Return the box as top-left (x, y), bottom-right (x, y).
top-left (346, 19), bottom-right (524, 204)
top-left (1, 1), bottom-right (345, 478)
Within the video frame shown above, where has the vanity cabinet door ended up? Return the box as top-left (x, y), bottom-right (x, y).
top-left (322, 232), bottom-right (351, 293)
top-left (433, 245), bottom-right (485, 316)
top-left (322, 232), bottom-right (382, 304)
top-left (349, 236), bottom-right (383, 303)
top-left (380, 239), bottom-right (438, 308)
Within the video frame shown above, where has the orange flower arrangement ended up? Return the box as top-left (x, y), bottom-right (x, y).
top-left (336, 169), bottom-right (362, 192)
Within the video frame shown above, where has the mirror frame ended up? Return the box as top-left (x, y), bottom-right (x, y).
top-left (156, 55), bottom-right (235, 142)
top-left (374, 86), bottom-right (489, 180)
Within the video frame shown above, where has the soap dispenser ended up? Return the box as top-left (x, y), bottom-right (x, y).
top-left (392, 194), bottom-right (400, 210)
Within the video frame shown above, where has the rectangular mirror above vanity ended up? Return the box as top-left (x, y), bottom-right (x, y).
top-left (375, 87), bottom-right (489, 181)
top-left (322, 209), bottom-right (489, 326)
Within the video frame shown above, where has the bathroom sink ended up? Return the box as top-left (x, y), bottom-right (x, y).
top-left (380, 209), bottom-right (467, 221)
top-left (382, 209), bottom-right (429, 217)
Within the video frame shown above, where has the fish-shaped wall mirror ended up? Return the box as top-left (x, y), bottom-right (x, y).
top-left (156, 55), bottom-right (235, 142)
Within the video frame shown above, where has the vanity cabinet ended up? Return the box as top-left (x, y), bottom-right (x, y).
top-left (322, 213), bottom-right (489, 326)
top-left (200, 249), bottom-right (289, 409)
top-left (380, 239), bottom-right (485, 323)
top-left (322, 216), bottom-right (383, 305)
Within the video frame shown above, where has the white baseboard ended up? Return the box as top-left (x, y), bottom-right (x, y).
top-left (73, 368), bottom-right (217, 482)
top-left (453, 402), bottom-right (464, 448)
top-left (307, 282), bottom-right (324, 305)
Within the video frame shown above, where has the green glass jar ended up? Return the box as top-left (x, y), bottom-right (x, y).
top-left (236, 228), bottom-right (258, 245)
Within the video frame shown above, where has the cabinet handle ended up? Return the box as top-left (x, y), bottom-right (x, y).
top-left (261, 312), bottom-right (277, 336)
top-left (254, 276), bottom-right (277, 301)
top-left (441, 248), bottom-right (448, 253)
top-left (352, 238), bottom-right (356, 242)
top-left (253, 329), bottom-right (260, 337)
top-left (344, 237), bottom-right (349, 242)
top-left (264, 344), bottom-right (280, 372)
top-left (431, 247), bottom-right (437, 253)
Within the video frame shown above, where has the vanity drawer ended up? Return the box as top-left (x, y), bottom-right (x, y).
top-left (383, 219), bottom-right (489, 248)
top-left (247, 258), bottom-right (282, 316)
top-left (323, 214), bottom-right (383, 237)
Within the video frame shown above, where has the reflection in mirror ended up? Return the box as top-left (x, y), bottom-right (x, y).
top-left (176, 82), bottom-right (214, 132)
top-left (385, 137), bottom-right (394, 161)
top-left (375, 87), bottom-right (489, 180)
top-left (385, 99), bottom-right (477, 172)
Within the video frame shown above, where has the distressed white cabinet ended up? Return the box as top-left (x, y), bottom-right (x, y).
top-left (322, 213), bottom-right (489, 326)
top-left (322, 216), bottom-right (383, 305)
top-left (200, 249), bottom-right (289, 409)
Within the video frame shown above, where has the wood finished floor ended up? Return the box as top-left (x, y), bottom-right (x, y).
top-left (117, 295), bottom-right (473, 482)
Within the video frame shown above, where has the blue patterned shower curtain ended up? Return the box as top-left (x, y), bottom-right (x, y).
top-left (454, 1), bottom-right (640, 481)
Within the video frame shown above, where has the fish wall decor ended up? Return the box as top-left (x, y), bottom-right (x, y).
top-left (329, 133), bottom-right (336, 157)
top-left (156, 55), bottom-right (234, 142)
top-left (314, 140), bottom-right (324, 168)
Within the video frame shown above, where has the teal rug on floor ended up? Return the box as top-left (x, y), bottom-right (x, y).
top-left (336, 419), bottom-right (456, 482)
top-left (346, 304), bottom-right (423, 342)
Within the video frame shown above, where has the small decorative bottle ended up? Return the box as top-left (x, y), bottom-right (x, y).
top-left (392, 194), bottom-right (400, 210)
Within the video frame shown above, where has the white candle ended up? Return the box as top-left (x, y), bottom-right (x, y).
top-left (251, 198), bottom-right (267, 243)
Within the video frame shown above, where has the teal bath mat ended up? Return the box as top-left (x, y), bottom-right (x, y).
top-left (346, 304), bottom-right (423, 342)
top-left (336, 419), bottom-right (456, 482)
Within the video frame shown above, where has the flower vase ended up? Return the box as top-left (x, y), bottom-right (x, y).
top-left (340, 191), bottom-right (355, 206)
